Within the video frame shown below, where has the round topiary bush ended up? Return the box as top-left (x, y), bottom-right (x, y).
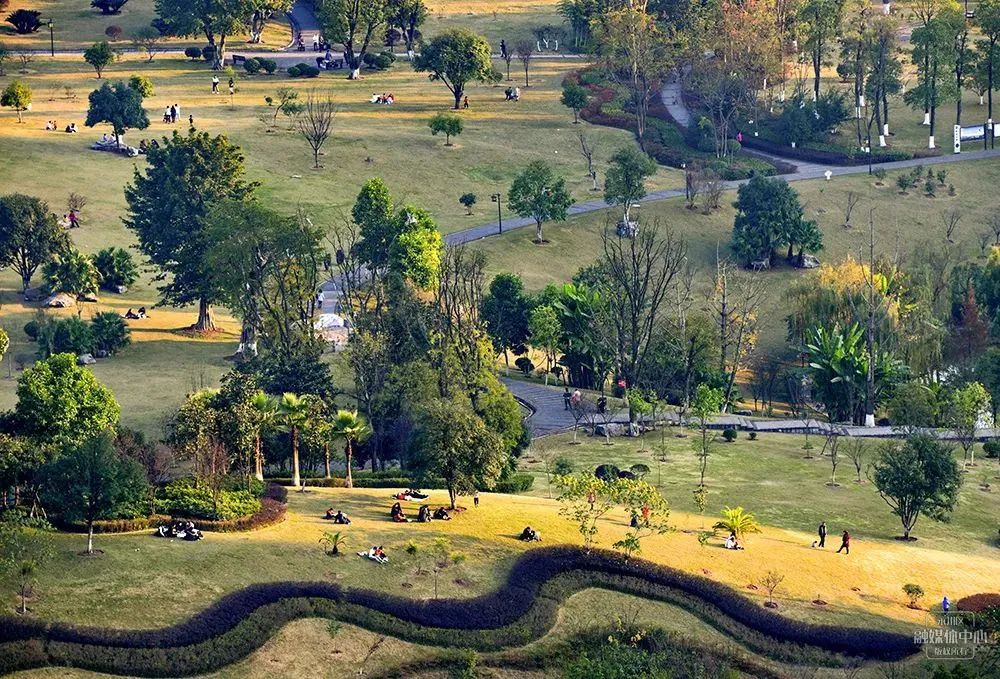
top-left (243, 57), bottom-right (261, 74)
top-left (983, 440), bottom-right (1000, 458)
top-left (300, 64), bottom-right (320, 78)
top-left (201, 45), bottom-right (216, 63)
top-left (722, 428), bottom-right (738, 442)
top-left (184, 46), bottom-right (203, 60)
top-left (258, 58), bottom-right (277, 75)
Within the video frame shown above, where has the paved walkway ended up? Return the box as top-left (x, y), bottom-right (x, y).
top-left (501, 378), bottom-right (577, 436)
top-left (507, 379), bottom-right (1000, 441)
top-left (659, 69), bottom-right (692, 127)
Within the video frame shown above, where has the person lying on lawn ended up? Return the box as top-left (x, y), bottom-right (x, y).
top-left (432, 507), bottom-right (451, 520)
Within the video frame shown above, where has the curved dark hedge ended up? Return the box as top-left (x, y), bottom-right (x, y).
top-left (0, 546), bottom-right (917, 676)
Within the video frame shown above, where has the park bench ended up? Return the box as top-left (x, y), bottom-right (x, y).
top-left (231, 54), bottom-right (246, 66)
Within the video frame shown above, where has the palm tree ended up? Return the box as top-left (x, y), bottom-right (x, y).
top-left (319, 531), bottom-right (347, 556)
top-left (712, 506), bottom-right (763, 540)
top-left (276, 393), bottom-right (311, 489)
top-left (250, 392), bottom-right (278, 481)
top-left (329, 409), bottom-right (371, 489)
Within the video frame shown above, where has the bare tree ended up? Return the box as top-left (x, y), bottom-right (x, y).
top-left (760, 570), bottom-right (785, 607)
top-left (16, 49), bottom-right (32, 73)
top-left (822, 433), bottom-right (840, 485)
top-left (702, 172), bottom-right (724, 213)
top-left (712, 256), bottom-right (765, 408)
top-left (599, 219), bottom-right (687, 394)
top-left (577, 131), bottom-right (599, 191)
top-left (942, 208), bottom-right (961, 243)
top-left (979, 230), bottom-right (993, 258)
top-left (990, 213), bottom-right (1000, 245)
top-left (297, 90), bottom-right (336, 169)
top-left (131, 26), bottom-right (164, 62)
top-left (842, 191), bottom-right (860, 228)
top-left (749, 351), bottom-right (783, 413)
top-left (685, 167), bottom-right (706, 210)
top-left (514, 40), bottom-right (533, 87)
top-left (844, 438), bottom-right (867, 483)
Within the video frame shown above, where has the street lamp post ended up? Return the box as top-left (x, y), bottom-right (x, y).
top-left (491, 192), bottom-right (502, 234)
top-left (48, 20), bottom-right (54, 57)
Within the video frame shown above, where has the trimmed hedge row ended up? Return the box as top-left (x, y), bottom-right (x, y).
top-left (0, 546), bottom-right (917, 676)
top-left (53, 515), bottom-right (171, 535)
top-left (270, 476), bottom-right (447, 489)
top-left (738, 133), bottom-right (915, 166)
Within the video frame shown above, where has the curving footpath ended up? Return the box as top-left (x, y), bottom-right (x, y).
top-left (0, 546), bottom-right (917, 677)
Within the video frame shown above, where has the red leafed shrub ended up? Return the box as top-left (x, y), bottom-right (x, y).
top-left (956, 593), bottom-right (1000, 613)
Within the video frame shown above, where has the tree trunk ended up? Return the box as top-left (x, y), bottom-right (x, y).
top-left (87, 522), bottom-right (94, 555)
top-left (195, 298), bottom-right (216, 331)
top-left (449, 486), bottom-right (457, 509)
top-left (254, 435), bottom-right (264, 481)
top-left (345, 440), bottom-right (354, 488)
top-left (324, 443), bottom-right (331, 479)
top-left (291, 428), bottom-right (301, 488)
top-left (453, 88), bottom-right (463, 110)
top-left (535, 220), bottom-right (543, 242)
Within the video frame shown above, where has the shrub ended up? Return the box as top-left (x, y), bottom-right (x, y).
top-left (243, 57), bottom-right (261, 75)
top-left (6, 9), bottom-right (42, 34)
top-left (429, 112), bottom-right (463, 145)
top-left (459, 192), bottom-right (477, 214)
top-left (201, 45), bottom-right (216, 63)
top-left (93, 247), bottom-right (139, 291)
top-left (984, 440), bottom-right (1000, 458)
top-left (288, 62), bottom-right (319, 78)
top-left (594, 464), bottom-right (621, 482)
top-left (258, 58), bottom-right (277, 75)
top-left (104, 25), bottom-right (123, 41)
top-left (156, 478), bottom-right (260, 520)
top-left (748, 431), bottom-right (758, 441)
top-left (286, 64), bottom-right (301, 77)
top-left (873, 167), bottom-right (887, 183)
top-left (91, 312), bottom-right (130, 355)
top-left (126, 74), bottom-right (153, 99)
top-left (362, 51), bottom-right (394, 69)
top-left (955, 593), bottom-right (1000, 612)
top-left (514, 356), bottom-right (534, 376)
top-left (36, 317), bottom-right (94, 357)
top-left (184, 46), bottom-right (203, 60)
top-left (722, 428), bottom-right (738, 442)
top-left (552, 456), bottom-right (574, 475)
top-left (491, 473), bottom-right (534, 494)
top-left (23, 320), bottom-right (39, 341)
top-left (190, 498), bottom-right (286, 532)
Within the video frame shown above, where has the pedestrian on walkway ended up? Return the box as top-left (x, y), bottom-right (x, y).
top-left (563, 387), bottom-right (571, 410)
top-left (817, 521), bottom-right (827, 548)
top-left (212, 75), bottom-right (219, 93)
top-left (942, 596), bottom-right (951, 612)
top-left (463, 96), bottom-right (469, 109)
top-left (473, 491), bottom-right (480, 508)
top-left (836, 530), bottom-right (850, 554)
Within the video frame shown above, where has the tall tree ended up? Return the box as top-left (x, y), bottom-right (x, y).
top-left (481, 272), bottom-right (531, 368)
top-left (731, 176), bottom-right (819, 267)
top-left (592, 7), bottom-right (677, 145)
top-left (865, 15), bottom-right (902, 146)
top-left (297, 90), bottom-right (336, 169)
top-left (388, 0), bottom-right (426, 58)
top-left (249, 0), bottom-right (293, 43)
top-left (603, 146), bottom-right (657, 227)
top-left (798, 0), bottom-right (846, 101)
top-left (870, 434), bottom-right (962, 540)
top-left (414, 29), bottom-right (494, 109)
top-left (204, 201), bottom-right (324, 360)
top-left (124, 131), bottom-right (258, 331)
top-left (410, 397), bottom-right (505, 509)
top-left (507, 161), bottom-right (574, 243)
top-left (906, 4), bottom-right (962, 148)
top-left (0, 194), bottom-right (69, 292)
top-left (83, 41), bottom-right (117, 78)
top-left (1, 79), bottom-right (31, 123)
top-left (598, 220), bottom-right (686, 396)
top-left (329, 409), bottom-right (371, 488)
top-left (317, 0), bottom-right (388, 79)
top-left (154, 0), bottom-right (256, 69)
top-left (84, 80), bottom-right (149, 148)
top-left (276, 392), bottom-right (311, 488)
top-left (977, 0), bottom-right (1000, 123)
top-left (41, 434), bottom-right (147, 554)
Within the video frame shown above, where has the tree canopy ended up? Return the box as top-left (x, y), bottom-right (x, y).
top-left (0, 193), bottom-right (70, 292)
top-left (414, 29), bottom-right (494, 109)
top-left (124, 131), bottom-right (259, 330)
top-left (507, 161), bottom-right (574, 243)
top-left (85, 80), bottom-right (149, 147)
top-left (732, 176), bottom-right (820, 267)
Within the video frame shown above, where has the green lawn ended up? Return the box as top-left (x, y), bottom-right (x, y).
top-left (474, 159), bottom-right (1000, 352)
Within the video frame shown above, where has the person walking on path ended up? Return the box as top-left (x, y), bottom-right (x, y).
top-left (817, 521), bottom-right (827, 548)
top-left (212, 75), bottom-right (219, 93)
top-left (563, 387), bottom-right (571, 410)
top-left (473, 491), bottom-right (480, 508)
top-left (836, 530), bottom-right (850, 554)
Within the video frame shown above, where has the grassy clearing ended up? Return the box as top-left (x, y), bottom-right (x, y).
top-left (0, 53), bottom-right (666, 432)
top-left (8, 471), bottom-right (997, 634)
top-left (474, 159), bottom-right (1000, 352)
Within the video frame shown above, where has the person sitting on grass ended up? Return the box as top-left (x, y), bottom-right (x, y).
top-left (416, 505), bottom-right (432, 523)
top-left (333, 510), bottom-right (351, 524)
top-left (66, 123), bottom-right (77, 133)
top-left (724, 532), bottom-right (744, 550)
top-left (124, 308), bottom-right (139, 319)
top-left (519, 526), bottom-right (541, 542)
top-left (390, 502), bottom-right (408, 522)
top-left (432, 507), bottom-right (451, 520)
top-left (358, 545), bottom-right (388, 564)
